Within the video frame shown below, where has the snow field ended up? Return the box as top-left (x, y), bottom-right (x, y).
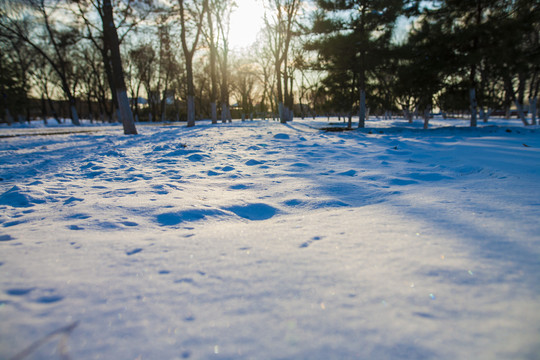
top-left (0, 118), bottom-right (539, 359)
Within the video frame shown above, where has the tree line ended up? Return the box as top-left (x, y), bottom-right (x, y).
top-left (1, 0), bottom-right (539, 134)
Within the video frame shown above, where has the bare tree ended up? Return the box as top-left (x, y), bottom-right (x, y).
top-left (101, 0), bottom-right (137, 134)
top-left (212, 0), bottom-right (234, 123)
top-left (204, 0), bottom-right (219, 123)
top-left (0, 0), bottom-right (82, 125)
top-left (129, 43), bottom-right (156, 121)
top-left (264, 0), bottom-right (301, 123)
top-left (178, 0), bottom-right (207, 127)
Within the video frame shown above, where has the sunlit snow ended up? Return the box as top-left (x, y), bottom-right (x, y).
top-left (0, 117), bottom-right (539, 359)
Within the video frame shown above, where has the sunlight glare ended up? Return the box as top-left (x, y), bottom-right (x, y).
top-left (229, 0), bottom-right (266, 50)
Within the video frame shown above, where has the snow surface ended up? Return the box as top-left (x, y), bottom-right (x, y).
top-left (1, 117), bottom-right (539, 359)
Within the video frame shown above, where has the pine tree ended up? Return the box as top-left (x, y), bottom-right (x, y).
top-left (308, 0), bottom-right (408, 127)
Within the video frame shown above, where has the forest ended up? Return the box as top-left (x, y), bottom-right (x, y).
top-left (1, 0), bottom-right (539, 134)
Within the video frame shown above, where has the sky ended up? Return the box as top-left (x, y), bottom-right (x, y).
top-left (227, 0), bottom-right (412, 50)
top-left (228, 0), bottom-right (267, 50)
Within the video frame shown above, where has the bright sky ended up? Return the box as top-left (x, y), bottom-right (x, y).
top-left (228, 0), bottom-right (266, 50)
top-left (227, 1), bottom-right (411, 49)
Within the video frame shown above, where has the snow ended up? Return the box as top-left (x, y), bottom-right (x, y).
top-left (1, 117), bottom-right (539, 359)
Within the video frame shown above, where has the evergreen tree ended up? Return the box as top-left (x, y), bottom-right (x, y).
top-left (308, 0), bottom-right (409, 127)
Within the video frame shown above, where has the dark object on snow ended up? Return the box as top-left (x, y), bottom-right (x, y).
top-left (320, 127), bottom-right (354, 132)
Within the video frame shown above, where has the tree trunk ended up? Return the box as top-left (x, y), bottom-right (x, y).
top-left (514, 99), bottom-right (527, 125)
top-left (102, 0), bottom-right (137, 135)
top-left (279, 102), bottom-right (286, 124)
top-left (70, 103), bottom-right (80, 125)
top-left (41, 94), bottom-right (48, 125)
top-left (221, 102), bottom-right (228, 123)
top-left (423, 105), bottom-right (430, 129)
top-left (5, 109), bottom-right (14, 125)
top-left (469, 87), bottom-right (477, 127)
top-left (161, 89), bottom-right (168, 122)
top-left (207, 6), bottom-right (218, 124)
top-left (529, 97), bottom-right (537, 125)
top-left (211, 102), bottom-right (217, 124)
top-left (358, 89), bottom-right (366, 128)
top-left (187, 95), bottom-right (195, 127)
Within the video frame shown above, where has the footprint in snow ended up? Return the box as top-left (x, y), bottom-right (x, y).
top-left (245, 159), bottom-right (265, 166)
top-left (299, 236), bottom-right (323, 248)
top-left (188, 154), bottom-right (208, 162)
top-left (0, 234), bottom-right (15, 241)
top-left (337, 170), bottom-right (357, 176)
top-left (67, 225), bottom-right (84, 230)
top-left (224, 203), bottom-right (277, 221)
top-left (36, 295), bottom-right (64, 304)
top-left (389, 178), bottom-right (418, 186)
top-left (156, 209), bottom-right (225, 226)
top-left (126, 248), bottom-right (143, 256)
top-left (290, 163), bottom-right (310, 168)
top-left (3, 220), bottom-right (25, 228)
top-left (63, 197), bottom-right (83, 205)
top-left (229, 184), bottom-right (251, 190)
top-left (6, 288), bottom-right (35, 296)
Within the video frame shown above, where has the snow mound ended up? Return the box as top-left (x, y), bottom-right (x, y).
top-left (0, 186), bottom-right (44, 207)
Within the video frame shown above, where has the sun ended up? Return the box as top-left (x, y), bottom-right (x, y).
top-left (228, 0), bottom-right (266, 50)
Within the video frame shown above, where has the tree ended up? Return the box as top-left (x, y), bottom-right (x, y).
top-left (232, 57), bottom-right (258, 119)
top-left (490, 0), bottom-right (540, 125)
top-left (204, 0), bottom-right (219, 123)
top-left (129, 43), bottom-right (156, 121)
top-left (101, 0), bottom-right (137, 134)
top-left (264, 0), bottom-right (302, 123)
top-left (178, 0), bottom-right (207, 127)
top-left (309, 0), bottom-right (408, 128)
top-left (252, 35), bottom-right (275, 117)
top-left (213, 0), bottom-right (234, 123)
top-left (397, 18), bottom-right (449, 128)
top-left (0, 0), bottom-right (82, 125)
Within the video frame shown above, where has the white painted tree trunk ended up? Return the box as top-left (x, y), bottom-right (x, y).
top-left (469, 88), bottom-right (477, 127)
top-left (514, 99), bottom-right (528, 125)
top-left (279, 102), bottom-right (286, 123)
top-left (70, 105), bottom-right (80, 126)
top-left (211, 102), bottom-right (217, 124)
top-left (529, 97), bottom-right (537, 125)
top-left (423, 105), bottom-right (431, 129)
top-left (221, 102), bottom-right (228, 123)
top-left (358, 89), bottom-right (366, 128)
top-left (117, 90), bottom-right (137, 134)
top-left (483, 109), bottom-right (492, 123)
top-left (187, 95), bottom-right (196, 127)
top-left (5, 109), bottom-right (13, 125)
